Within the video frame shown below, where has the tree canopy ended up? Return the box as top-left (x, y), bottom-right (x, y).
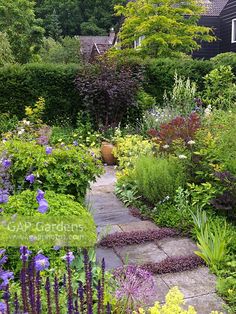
top-left (35, 0), bottom-right (126, 36)
top-left (115, 0), bottom-right (215, 57)
top-left (0, 0), bottom-right (44, 63)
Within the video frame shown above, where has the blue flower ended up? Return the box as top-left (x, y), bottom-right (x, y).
top-left (36, 190), bottom-right (45, 203)
top-left (2, 159), bottom-right (11, 169)
top-left (73, 141), bottom-right (78, 146)
top-left (45, 146), bottom-right (53, 155)
top-left (25, 174), bottom-right (35, 184)
top-left (35, 254), bottom-right (50, 272)
top-left (0, 301), bottom-right (6, 312)
top-left (0, 190), bottom-right (8, 204)
top-left (20, 246), bottom-right (32, 261)
top-left (0, 270), bottom-right (14, 290)
top-left (53, 246), bottom-right (61, 251)
top-left (62, 252), bottom-right (75, 264)
top-left (37, 199), bottom-right (49, 214)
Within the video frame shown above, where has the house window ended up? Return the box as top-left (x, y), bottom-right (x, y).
top-left (134, 35), bottom-right (145, 49)
top-left (232, 19), bottom-right (236, 43)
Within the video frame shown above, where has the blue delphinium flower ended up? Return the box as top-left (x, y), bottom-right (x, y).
top-left (25, 174), bottom-right (35, 184)
top-left (45, 146), bottom-right (53, 155)
top-left (35, 254), bottom-right (50, 272)
top-left (2, 160), bottom-right (11, 169)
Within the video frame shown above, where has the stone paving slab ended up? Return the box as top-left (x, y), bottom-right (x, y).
top-left (116, 243), bottom-right (168, 265)
top-left (119, 221), bottom-right (160, 232)
top-left (94, 211), bottom-right (140, 226)
top-left (184, 293), bottom-right (227, 314)
top-left (157, 237), bottom-right (198, 257)
top-left (97, 225), bottom-right (122, 241)
top-left (96, 247), bottom-right (123, 270)
top-left (161, 267), bottom-right (217, 298)
top-left (149, 277), bottom-right (170, 304)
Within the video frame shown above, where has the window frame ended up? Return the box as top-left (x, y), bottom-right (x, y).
top-left (232, 19), bottom-right (236, 43)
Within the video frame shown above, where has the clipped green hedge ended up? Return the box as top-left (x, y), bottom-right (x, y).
top-left (143, 58), bottom-right (213, 103)
top-left (0, 63), bottom-right (83, 124)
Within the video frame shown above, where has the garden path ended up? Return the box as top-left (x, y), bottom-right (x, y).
top-left (86, 166), bottom-right (226, 314)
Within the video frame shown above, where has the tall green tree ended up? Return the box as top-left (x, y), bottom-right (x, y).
top-left (0, 32), bottom-right (15, 66)
top-left (0, 0), bottom-right (44, 63)
top-left (115, 0), bottom-right (215, 57)
top-left (47, 9), bottom-right (62, 41)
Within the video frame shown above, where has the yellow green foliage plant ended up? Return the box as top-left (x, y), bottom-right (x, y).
top-left (134, 287), bottom-right (222, 314)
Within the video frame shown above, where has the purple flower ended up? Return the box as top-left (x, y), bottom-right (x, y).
top-left (62, 252), bottom-right (75, 264)
top-left (35, 254), bottom-right (50, 272)
top-left (45, 147), bottom-right (53, 155)
top-left (20, 246), bottom-right (32, 261)
top-left (2, 160), bottom-right (11, 169)
top-left (25, 174), bottom-right (35, 184)
top-left (113, 265), bottom-right (155, 311)
top-left (0, 190), bottom-right (8, 204)
top-left (36, 190), bottom-right (45, 203)
top-left (53, 246), bottom-right (61, 251)
top-left (37, 199), bottom-right (49, 214)
top-left (0, 302), bottom-right (6, 313)
top-left (0, 270), bottom-right (14, 290)
top-left (73, 141), bottom-right (78, 146)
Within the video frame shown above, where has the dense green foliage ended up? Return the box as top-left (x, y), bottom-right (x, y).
top-left (39, 37), bottom-right (81, 64)
top-left (35, 0), bottom-right (125, 36)
top-left (134, 156), bottom-right (187, 204)
top-left (0, 32), bottom-right (15, 66)
top-left (0, 0), bottom-right (44, 63)
top-left (0, 63), bottom-right (82, 123)
top-left (2, 190), bottom-right (93, 218)
top-left (0, 139), bottom-right (103, 200)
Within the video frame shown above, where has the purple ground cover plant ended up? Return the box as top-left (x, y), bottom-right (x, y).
top-left (141, 255), bottom-right (205, 275)
top-left (99, 228), bottom-right (179, 248)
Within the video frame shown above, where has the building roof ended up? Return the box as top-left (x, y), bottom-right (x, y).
top-left (78, 32), bottom-right (115, 61)
top-left (202, 0), bottom-right (229, 16)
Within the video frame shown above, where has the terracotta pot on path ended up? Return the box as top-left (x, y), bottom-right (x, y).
top-left (101, 142), bottom-right (116, 165)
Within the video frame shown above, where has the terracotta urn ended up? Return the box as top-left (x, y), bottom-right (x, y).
top-left (101, 141), bottom-right (116, 165)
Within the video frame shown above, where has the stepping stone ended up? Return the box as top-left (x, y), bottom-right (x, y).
top-left (184, 293), bottom-right (226, 314)
top-left (157, 237), bottom-right (198, 257)
top-left (161, 267), bottom-right (217, 298)
top-left (96, 247), bottom-right (123, 270)
top-left (119, 221), bottom-right (160, 232)
top-left (94, 211), bottom-right (140, 226)
top-left (149, 277), bottom-right (170, 304)
top-left (97, 225), bottom-right (122, 241)
top-left (116, 243), bottom-right (167, 265)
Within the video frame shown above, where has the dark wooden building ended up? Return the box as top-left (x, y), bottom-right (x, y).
top-left (193, 0), bottom-right (236, 59)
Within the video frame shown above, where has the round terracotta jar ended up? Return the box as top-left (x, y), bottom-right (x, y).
top-left (101, 142), bottom-right (116, 165)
